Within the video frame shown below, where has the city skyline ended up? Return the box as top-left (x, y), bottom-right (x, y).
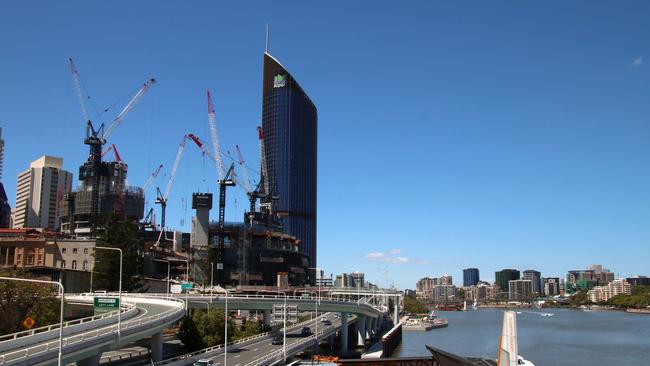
top-left (1, 1), bottom-right (650, 289)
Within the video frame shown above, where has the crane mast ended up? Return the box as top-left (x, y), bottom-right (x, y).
top-left (69, 58), bottom-right (156, 233)
top-left (142, 164), bottom-right (164, 193)
top-left (156, 135), bottom-right (187, 229)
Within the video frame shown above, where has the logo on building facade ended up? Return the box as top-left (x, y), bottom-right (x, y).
top-left (273, 74), bottom-right (287, 88)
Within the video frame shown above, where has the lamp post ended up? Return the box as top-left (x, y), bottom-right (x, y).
top-left (89, 260), bottom-right (100, 293)
top-left (95, 246), bottom-right (122, 337)
top-left (0, 277), bottom-right (64, 366)
top-left (304, 290), bottom-right (319, 358)
top-left (191, 301), bottom-right (210, 314)
top-left (180, 258), bottom-right (190, 314)
top-left (210, 262), bottom-right (214, 303)
top-left (224, 288), bottom-right (228, 366)
top-left (272, 290), bottom-right (288, 363)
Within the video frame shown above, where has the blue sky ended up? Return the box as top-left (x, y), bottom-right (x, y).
top-left (1, 1), bottom-right (649, 289)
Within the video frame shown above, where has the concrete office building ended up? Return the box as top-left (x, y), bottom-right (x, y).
top-left (463, 268), bottom-right (480, 287)
top-left (13, 156), bottom-right (73, 230)
top-left (496, 269), bottom-right (520, 292)
top-left (523, 269), bottom-right (542, 294)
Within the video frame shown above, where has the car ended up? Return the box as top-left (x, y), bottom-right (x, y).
top-left (193, 359), bottom-right (214, 366)
top-left (347, 313), bottom-right (353, 318)
top-left (301, 327), bottom-right (312, 336)
top-left (333, 314), bottom-right (340, 318)
top-left (320, 316), bottom-right (328, 321)
top-left (271, 335), bottom-right (284, 345)
top-left (322, 319), bottom-right (332, 326)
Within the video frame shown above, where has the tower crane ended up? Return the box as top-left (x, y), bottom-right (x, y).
top-left (235, 145), bottom-right (257, 213)
top-left (69, 58), bottom-right (156, 231)
top-left (205, 90), bottom-right (238, 285)
top-left (155, 135), bottom-right (187, 229)
top-left (101, 144), bottom-right (122, 162)
top-left (142, 164), bottom-right (164, 193)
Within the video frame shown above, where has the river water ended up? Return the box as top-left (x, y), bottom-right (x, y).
top-left (394, 308), bottom-right (650, 366)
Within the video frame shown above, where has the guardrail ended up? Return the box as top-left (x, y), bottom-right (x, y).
top-left (0, 297), bottom-right (184, 365)
top-left (0, 295), bottom-right (132, 343)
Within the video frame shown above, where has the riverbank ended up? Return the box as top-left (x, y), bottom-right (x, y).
top-left (626, 308), bottom-right (650, 314)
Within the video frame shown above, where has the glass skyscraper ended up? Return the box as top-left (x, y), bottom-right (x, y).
top-left (261, 52), bottom-right (318, 271)
top-left (463, 268), bottom-right (480, 287)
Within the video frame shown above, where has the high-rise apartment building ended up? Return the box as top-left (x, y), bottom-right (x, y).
top-left (496, 269), bottom-right (520, 292)
top-left (463, 268), bottom-right (480, 287)
top-left (439, 274), bottom-right (453, 286)
top-left (261, 52), bottom-right (318, 272)
top-left (544, 277), bottom-right (560, 296)
top-left (13, 156), bottom-right (72, 230)
top-left (508, 279), bottom-right (532, 300)
top-left (523, 269), bottom-right (542, 294)
top-left (588, 279), bottom-right (631, 302)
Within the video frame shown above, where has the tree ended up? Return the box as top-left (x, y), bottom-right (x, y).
top-left (569, 290), bottom-right (590, 307)
top-left (93, 214), bottom-right (146, 292)
top-left (0, 270), bottom-right (61, 335)
top-left (178, 315), bottom-right (205, 351)
top-left (234, 319), bottom-right (269, 340)
top-left (403, 295), bottom-right (427, 314)
top-left (178, 310), bottom-right (240, 351)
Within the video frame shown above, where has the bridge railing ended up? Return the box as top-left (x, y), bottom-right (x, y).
top-left (0, 295), bottom-right (135, 346)
top-left (0, 297), bottom-right (185, 365)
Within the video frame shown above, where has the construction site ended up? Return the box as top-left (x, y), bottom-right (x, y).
top-left (51, 57), bottom-right (313, 288)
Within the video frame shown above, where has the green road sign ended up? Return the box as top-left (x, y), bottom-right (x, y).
top-left (181, 282), bottom-right (193, 290)
top-left (94, 297), bottom-right (119, 314)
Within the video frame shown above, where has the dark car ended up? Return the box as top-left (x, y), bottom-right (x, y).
top-left (322, 319), bottom-right (332, 326)
top-left (271, 335), bottom-right (283, 345)
top-left (301, 327), bottom-right (312, 336)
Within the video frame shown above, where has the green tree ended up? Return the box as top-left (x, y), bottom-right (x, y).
top-left (569, 290), bottom-right (590, 307)
top-left (178, 315), bottom-right (206, 351)
top-left (234, 319), bottom-right (269, 340)
top-left (93, 215), bottom-right (146, 292)
top-left (0, 270), bottom-right (61, 334)
top-left (403, 295), bottom-right (427, 314)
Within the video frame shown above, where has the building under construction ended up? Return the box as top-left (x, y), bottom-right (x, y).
top-left (187, 192), bottom-right (310, 287)
top-left (59, 159), bottom-right (145, 235)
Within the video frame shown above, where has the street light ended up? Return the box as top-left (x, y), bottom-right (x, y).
top-left (210, 262), bottom-right (214, 303)
top-left (271, 290), bottom-right (288, 363)
top-left (0, 277), bottom-right (65, 366)
top-left (224, 288), bottom-right (228, 366)
top-left (95, 246), bottom-right (122, 337)
top-left (191, 301), bottom-right (210, 314)
top-left (304, 290), bottom-right (319, 358)
top-left (307, 267), bottom-right (323, 304)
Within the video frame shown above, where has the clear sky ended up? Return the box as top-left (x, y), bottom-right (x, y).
top-left (1, 1), bottom-right (649, 289)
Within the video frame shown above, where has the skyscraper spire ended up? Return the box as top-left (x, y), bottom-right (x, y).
top-left (265, 23), bottom-right (270, 53)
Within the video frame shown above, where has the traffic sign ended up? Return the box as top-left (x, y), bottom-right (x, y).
top-left (22, 317), bottom-right (36, 329)
top-left (94, 297), bottom-right (120, 314)
top-left (181, 282), bottom-right (193, 290)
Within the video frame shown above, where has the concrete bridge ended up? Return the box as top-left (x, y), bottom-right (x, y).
top-left (0, 290), bottom-right (398, 366)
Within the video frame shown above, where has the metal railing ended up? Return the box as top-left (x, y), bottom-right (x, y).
top-left (0, 294), bottom-right (135, 344)
top-left (0, 297), bottom-right (184, 365)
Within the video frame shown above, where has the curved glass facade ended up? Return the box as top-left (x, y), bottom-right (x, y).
top-left (261, 52), bottom-right (318, 271)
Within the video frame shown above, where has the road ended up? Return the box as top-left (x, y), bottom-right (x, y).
top-left (193, 312), bottom-right (347, 366)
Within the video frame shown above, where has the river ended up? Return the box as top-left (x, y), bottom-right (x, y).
top-left (394, 308), bottom-right (650, 366)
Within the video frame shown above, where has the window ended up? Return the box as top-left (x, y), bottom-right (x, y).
top-left (83, 248), bottom-right (88, 254)
top-left (62, 248), bottom-right (66, 254)
top-left (82, 260), bottom-right (88, 270)
top-left (72, 260), bottom-right (77, 270)
top-left (61, 260), bottom-right (66, 268)
top-left (72, 248), bottom-right (78, 254)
